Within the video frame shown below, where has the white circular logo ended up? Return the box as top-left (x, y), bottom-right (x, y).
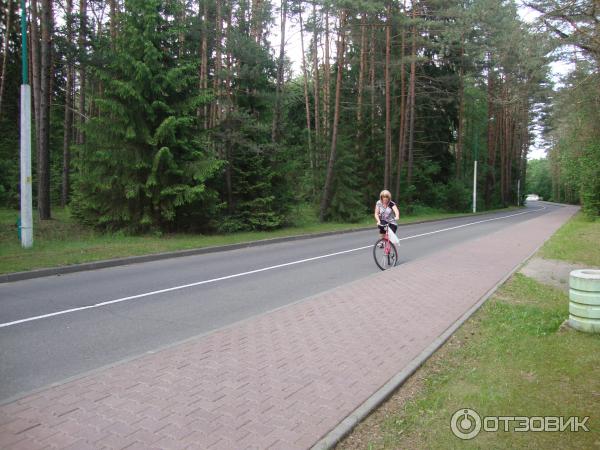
top-left (451, 408), bottom-right (482, 440)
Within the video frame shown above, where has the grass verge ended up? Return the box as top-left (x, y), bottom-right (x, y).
top-left (0, 205), bottom-right (500, 275)
top-left (540, 213), bottom-right (600, 266)
top-left (337, 213), bottom-right (600, 449)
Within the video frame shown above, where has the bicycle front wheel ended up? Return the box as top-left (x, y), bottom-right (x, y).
top-left (373, 239), bottom-right (398, 271)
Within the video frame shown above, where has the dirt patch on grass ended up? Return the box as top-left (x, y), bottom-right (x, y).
top-left (519, 256), bottom-right (598, 292)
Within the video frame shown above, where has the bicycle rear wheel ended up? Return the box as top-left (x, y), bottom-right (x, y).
top-left (373, 239), bottom-right (398, 271)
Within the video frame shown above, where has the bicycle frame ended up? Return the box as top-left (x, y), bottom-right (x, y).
top-left (382, 228), bottom-right (392, 255)
top-left (384, 239), bottom-right (392, 256)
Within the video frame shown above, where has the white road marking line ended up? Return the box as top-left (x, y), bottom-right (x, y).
top-left (398, 206), bottom-right (545, 241)
top-left (0, 206), bottom-right (547, 329)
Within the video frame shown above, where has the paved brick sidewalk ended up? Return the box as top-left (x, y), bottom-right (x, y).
top-left (0, 206), bottom-right (578, 450)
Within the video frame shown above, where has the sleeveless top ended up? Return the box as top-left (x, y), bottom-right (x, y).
top-left (376, 200), bottom-right (397, 224)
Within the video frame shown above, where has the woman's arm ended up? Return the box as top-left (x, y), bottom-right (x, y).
top-left (374, 205), bottom-right (381, 225)
top-left (392, 204), bottom-right (400, 221)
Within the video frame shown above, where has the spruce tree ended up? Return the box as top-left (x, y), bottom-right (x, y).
top-left (72, 0), bottom-right (220, 232)
top-left (214, 109), bottom-right (288, 232)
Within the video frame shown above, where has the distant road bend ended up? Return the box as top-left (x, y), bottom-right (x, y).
top-left (0, 202), bottom-right (559, 400)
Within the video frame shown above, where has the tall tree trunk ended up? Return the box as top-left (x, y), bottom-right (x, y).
top-left (369, 22), bottom-right (375, 142)
top-left (109, 0), bottom-right (117, 49)
top-left (494, 95), bottom-right (503, 205)
top-left (507, 113), bottom-right (515, 202)
top-left (456, 39), bottom-right (465, 179)
top-left (251, 0), bottom-right (262, 43)
top-left (271, 0), bottom-right (286, 143)
top-left (178, 0), bottom-right (185, 59)
top-left (225, 3), bottom-right (232, 209)
top-left (323, 9), bottom-right (330, 141)
top-left (355, 15), bottom-right (366, 160)
top-left (504, 95), bottom-right (512, 204)
top-left (518, 101), bottom-right (529, 202)
top-left (500, 101), bottom-right (507, 205)
top-left (62, 0), bottom-right (74, 207)
top-left (484, 56), bottom-right (496, 209)
top-left (0, 0), bottom-right (14, 118)
top-left (38, 0), bottom-right (52, 219)
top-left (211, 0), bottom-right (222, 128)
top-left (312, 0), bottom-right (320, 165)
top-left (507, 113), bottom-right (513, 203)
top-left (91, 18), bottom-right (101, 118)
top-left (510, 111), bottom-right (517, 201)
top-left (31, 0), bottom-right (41, 148)
top-left (384, 1), bottom-right (392, 189)
top-left (199, 0), bottom-right (208, 128)
top-left (299, 12), bottom-right (314, 183)
top-left (498, 79), bottom-right (510, 205)
top-left (494, 95), bottom-right (502, 199)
top-left (77, 0), bottom-right (86, 145)
top-left (395, 1), bottom-right (407, 201)
top-left (406, 8), bottom-right (417, 196)
top-left (226, 8), bottom-right (233, 109)
top-left (319, 10), bottom-right (346, 222)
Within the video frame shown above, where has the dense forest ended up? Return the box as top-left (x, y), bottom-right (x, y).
top-left (0, 0), bottom-right (598, 233)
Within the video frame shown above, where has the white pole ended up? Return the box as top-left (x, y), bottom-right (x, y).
top-left (20, 85), bottom-right (33, 248)
top-left (472, 160), bottom-right (477, 213)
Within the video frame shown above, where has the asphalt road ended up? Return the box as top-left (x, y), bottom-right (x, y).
top-left (0, 202), bottom-right (561, 401)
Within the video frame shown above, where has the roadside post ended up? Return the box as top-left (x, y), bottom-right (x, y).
top-left (569, 269), bottom-right (600, 333)
top-left (20, 0), bottom-right (33, 248)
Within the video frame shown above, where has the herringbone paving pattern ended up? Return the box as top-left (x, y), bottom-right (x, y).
top-left (0, 206), bottom-right (577, 449)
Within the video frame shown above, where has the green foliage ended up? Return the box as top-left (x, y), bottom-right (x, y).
top-left (578, 143), bottom-right (600, 218)
top-left (525, 158), bottom-right (552, 201)
top-left (442, 179), bottom-right (472, 212)
top-left (0, 115), bottom-right (19, 207)
top-left (0, 3), bottom-right (22, 208)
top-left (548, 63), bottom-right (600, 218)
top-left (214, 110), bottom-right (289, 232)
top-left (408, 169), bottom-right (471, 213)
top-left (409, 161), bottom-right (470, 212)
top-left (71, 0), bottom-right (220, 232)
top-left (328, 137), bottom-right (370, 223)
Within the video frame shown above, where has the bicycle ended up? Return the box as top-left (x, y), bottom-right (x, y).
top-left (373, 223), bottom-right (398, 270)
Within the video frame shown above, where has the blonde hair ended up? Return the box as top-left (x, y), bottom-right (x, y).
top-left (379, 190), bottom-right (392, 200)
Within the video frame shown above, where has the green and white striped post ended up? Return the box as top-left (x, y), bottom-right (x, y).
top-left (20, 0), bottom-right (33, 248)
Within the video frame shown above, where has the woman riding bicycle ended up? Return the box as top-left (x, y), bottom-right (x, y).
top-left (374, 189), bottom-right (400, 239)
